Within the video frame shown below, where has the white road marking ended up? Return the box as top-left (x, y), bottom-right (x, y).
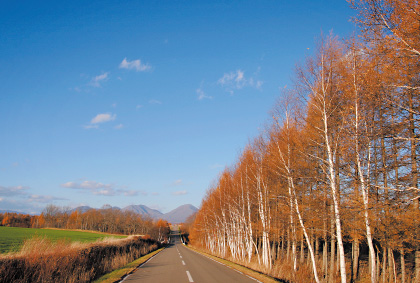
top-left (187, 248), bottom-right (262, 282)
top-left (120, 249), bottom-right (163, 282)
top-left (186, 270), bottom-right (194, 282)
top-left (182, 260), bottom-right (185, 265)
top-left (180, 255), bottom-right (182, 258)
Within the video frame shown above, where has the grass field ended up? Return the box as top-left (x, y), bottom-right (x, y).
top-left (0, 226), bottom-right (126, 254)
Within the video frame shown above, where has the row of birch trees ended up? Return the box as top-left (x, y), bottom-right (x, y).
top-left (190, 1), bottom-right (419, 282)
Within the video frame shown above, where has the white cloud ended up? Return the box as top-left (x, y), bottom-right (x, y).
top-left (217, 69), bottom-right (263, 93)
top-left (119, 58), bottom-right (151, 72)
top-left (91, 113), bottom-right (116, 124)
top-left (0, 186), bottom-right (29, 196)
top-left (210, 163), bottom-right (224, 169)
top-left (114, 124), bottom-right (124, 130)
top-left (136, 104), bottom-right (143, 110)
top-left (62, 180), bottom-right (113, 190)
top-left (149, 99), bottom-right (162, 105)
top-left (90, 72), bottom-right (110, 87)
top-left (28, 194), bottom-right (66, 203)
top-left (121, 190), bottom-right (139, 196)
top-left (84, 113), bottom-right (117, 129)
top-left (119, 189), bottom-right (147, 197)
top-left (83, 124), bottom-right (99, 129)
top-left (62, 180), bottom-right (140, 197)
top-left (172, 179), bottom-right (183, 186)
top-left (197, 88), bottom-right (212, 100)
top-left (95, 189), bottom-right (115, 196)
top-left (62, 180), bottom-right (117, 196)
top-left (218, 70), bottom-right (246, 89)
top-left (172, 190), bottom-right (188, 196)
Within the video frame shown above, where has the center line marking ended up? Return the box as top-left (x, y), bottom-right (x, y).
top-left (186, 271), bottom-right (194, 282)
top-left (182, 260), bottom-right (185, 265)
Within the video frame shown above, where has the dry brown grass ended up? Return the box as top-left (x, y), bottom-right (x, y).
top-left (0, 235), bottom-right (159, 283)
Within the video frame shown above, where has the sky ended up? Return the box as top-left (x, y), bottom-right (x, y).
top-left (0, 0), bottom-right (355, 214)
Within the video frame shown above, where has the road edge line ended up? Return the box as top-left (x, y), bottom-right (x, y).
top-left (183, 245), bottom-right (278, 283)
top-left (118, 247), bottom-right (165, 282)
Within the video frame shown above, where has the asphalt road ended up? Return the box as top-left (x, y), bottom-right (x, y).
top-left (122, 230), bottom-right (259, 283)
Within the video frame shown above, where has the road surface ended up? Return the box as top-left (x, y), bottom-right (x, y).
top-left (122, 230), bottom-right (259, 283)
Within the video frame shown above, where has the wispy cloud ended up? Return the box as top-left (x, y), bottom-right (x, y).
top-left (62, 180), bottom-right (139, 197)
top-left (0, 185), bottom-right (66, 213)
top-left (120, 189), bottom-right (146, 196)
top-left (91, 113), bottom-right (116, 124)
top-left (149, 99), bottom-right (162, 105)
top-left (62, 180), bottom-right (116, 196)
top-left (136, 105), bottom-right (143, 110)
top-left (172, 190), bottom-right (188, 196)
top-left (172, 179), bottom-right (183, 186)
top-left (114, 124), bottom-right (124, 130)
top-left (218, 69), bottom-right (263, 94)
top-left (196, 88), bottom-right (212, 100)
top-left (119, 58), bottom-right (151, 72)
top-left (84, 113), bottom-right (117, 129)
top-left (209, 163), bottom-right (224, 169)
top-left (0, 185), bottom-right (29, 196)
top-left (90, 72), bottom-right (110, 87)
top-left (28, 194), bottom-right (66, 203)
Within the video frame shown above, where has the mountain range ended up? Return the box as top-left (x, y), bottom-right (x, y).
top-left (72, 204), bottom-right (198, 223)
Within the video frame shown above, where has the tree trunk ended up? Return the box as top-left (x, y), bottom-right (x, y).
top-left (376, 250), bottom-right (380, 281)
top-left (330, 204), bottom-right (336, 283)
top-left (409, 92), bottom-right (420, 283)
top-left (300, 233), bottom-right (305, 263)
top-left (400, 249), bottom-right (405, 283)
top-left (382, 247), bottom-right (387, 283)
top-left (388, 248), bottom-right (392, 283)
top-left (415, 251), bottom-right (420, 283)
top-left (323, 211), bottom-right (328, 281)
top-left (352, 238), bottom-right (359, 282)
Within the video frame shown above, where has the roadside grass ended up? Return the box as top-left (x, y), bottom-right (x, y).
top-left (185, 245), bottom-right (281, 283)
top-left (0, 226), bottom-right (126, 254)
top-left (0, 235), bottom-right (159, 283)
top-left (93, 247), bottom-right (164, 283)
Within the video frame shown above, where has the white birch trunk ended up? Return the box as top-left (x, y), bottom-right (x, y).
top-left (351, 49), bottom-right (376, 283)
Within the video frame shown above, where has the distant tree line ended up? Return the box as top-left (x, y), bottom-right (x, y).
top-left (190, 1), bottom-right (420, 282)
top-left (1, 205), bottom-right (170, 241)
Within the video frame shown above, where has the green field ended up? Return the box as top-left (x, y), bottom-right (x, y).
top-left (0, 226), bottom-right (126, 254)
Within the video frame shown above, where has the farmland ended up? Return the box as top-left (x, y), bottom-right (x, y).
top-left (0, 226), bottom-right (126, 254)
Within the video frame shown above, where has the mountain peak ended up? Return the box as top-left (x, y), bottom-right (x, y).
top-left (162, 204), bottom-right (198, 223)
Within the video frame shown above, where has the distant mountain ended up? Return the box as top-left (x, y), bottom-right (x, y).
top-left (0, 210), bottom-right (22, 214)
top-left (101, 204), bottom-right (121, 210)
top-left (123, 205), bottom-right (163, 219)
top-left (68, 203), bottom-right (198, 223)
top-left (71, 206), bottom-right (93, 213)
top-left (162, 204), bottom-right (198, 224)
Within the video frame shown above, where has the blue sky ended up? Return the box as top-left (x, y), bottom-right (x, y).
top-left (0, 0), bottom-right (355, 214)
